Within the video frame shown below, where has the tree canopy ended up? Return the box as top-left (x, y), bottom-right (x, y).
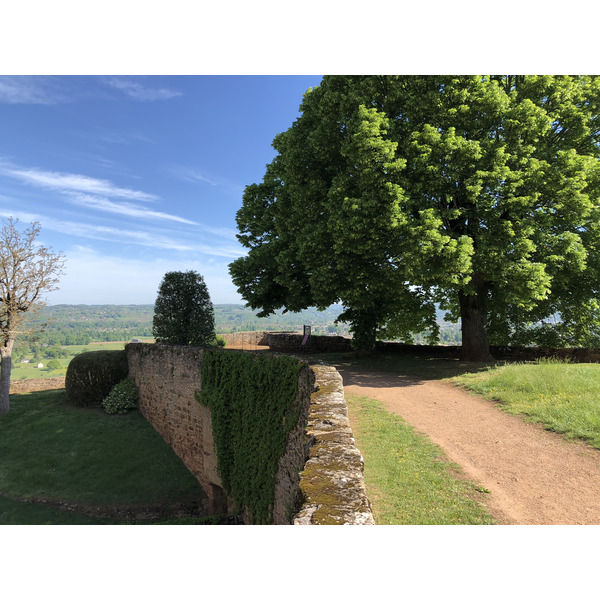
top-left (152, 270), bottom-right (217, 347)
top-left (1, 218), bottom-right (65, 414)
top-left (229, 76), bottom-right (600, 360)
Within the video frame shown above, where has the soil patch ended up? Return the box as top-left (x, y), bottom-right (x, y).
top-left (10, 377), bottom-right (65, 394)
top-left (336, 365), bottom-right (600, 525)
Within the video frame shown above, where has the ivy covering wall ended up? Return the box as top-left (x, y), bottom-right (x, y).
top-left (198, 351), bottom-right (305, 524)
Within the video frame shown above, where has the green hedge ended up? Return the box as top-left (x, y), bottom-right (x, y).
top-left (198, 351), bottom-right (304, 524)
top-left (65, 350), bottom-right (129, 407)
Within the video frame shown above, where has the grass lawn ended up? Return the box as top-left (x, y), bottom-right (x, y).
top-left (453, 358), bottom-right (600, 449)
top-left (0, 389), bottom-right (212, 524)
top-left (346, 393), bottom-right (495, 524)
top-left (12, 339), bottom-right (156, 381)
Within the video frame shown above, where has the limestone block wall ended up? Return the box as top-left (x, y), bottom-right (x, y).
top-left (258, 331), bottom-right (600, 363)
top-left (125, 343), bottom-right (226, 514)
top-left (124, 343), bottom-right (374, 525)
top-left (220, 331), bottom-right (269, 347)
top-left (295, 363), bottom-right (375, 525)
top-left (267, 332), bottom-right (353, 353)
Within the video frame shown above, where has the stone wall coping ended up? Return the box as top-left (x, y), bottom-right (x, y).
top-left (294, 362), bottom-right (375, 525)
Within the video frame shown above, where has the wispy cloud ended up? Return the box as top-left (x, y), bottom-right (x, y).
top-left (0, 76), bottom-right (68, 105)
top-left (198, 223), bottom-right (239, 241)
top-left (1, 165), bottom-right (158, 201)
top-left (103, 77), bottom-right (182, 102)
top-left (67, 194), bottom-right (198, 225)
top-left (168, 164), bottom-right (244, 198)
top-left (96, 131), bottom-right (156, 145)
top-left (172, 166), bottom-right (219, 186)
top-left (0, 208), bottom-right (245, 258)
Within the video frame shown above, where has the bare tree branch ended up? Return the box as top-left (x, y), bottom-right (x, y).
top-left (0, 217), bottom-right (66, 415)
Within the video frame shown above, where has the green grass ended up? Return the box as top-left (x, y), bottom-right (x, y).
top-left (0, 389), bottom-right (209, 524)
top-left (12, 340), bottom-right (156, 381)
top-left (12, 362), bottom-right (69, 380)
top-left (346, 393), bottom-right (495, 524)
top-left (453, 358), bottom-right (600, 449)
top-left (0, 494), bottom-right (123, 524)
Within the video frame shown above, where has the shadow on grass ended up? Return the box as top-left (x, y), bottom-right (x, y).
top-left (0, 389), bottom-right (212, 525)
top-left (309, 350), bottom-right (497, 387)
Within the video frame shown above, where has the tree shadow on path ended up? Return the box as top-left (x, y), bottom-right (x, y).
top-left (311, 351), bottom-right (495, 386)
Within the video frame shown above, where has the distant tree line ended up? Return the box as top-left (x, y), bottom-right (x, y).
top-left (14, 302), bottom-right (462, 354)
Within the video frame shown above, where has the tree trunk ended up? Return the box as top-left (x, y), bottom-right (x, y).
top-left (459, 290), bottom-right (495, 362)
top-left (350, 309), bottom-right (378, 356)
top-left (0, 340), bottom-right (14, 415)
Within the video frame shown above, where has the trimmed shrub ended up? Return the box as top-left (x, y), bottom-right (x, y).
top-left (153, 270), bottom-right (217, 346)
top-left (65, 350), bottom-right (128, 407)
top-left (102, 378), bottom-right (139, 414)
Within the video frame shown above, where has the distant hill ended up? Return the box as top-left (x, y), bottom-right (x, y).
top-left (23, 304), bottom-right (350, 345)
top-left (19, 303), bottom-right (459, 348)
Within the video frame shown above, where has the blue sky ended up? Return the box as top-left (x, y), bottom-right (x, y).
top-left (0, 75), bottom-right (323, 305)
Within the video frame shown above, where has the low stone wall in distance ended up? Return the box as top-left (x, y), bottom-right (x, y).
top-left (220, 331), bottom-right (269, 348)
top-left (267, 332), bottom-right (353, 353)
top-left (255, 331), bottom-right (600, 364)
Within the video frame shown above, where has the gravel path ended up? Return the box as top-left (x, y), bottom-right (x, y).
top-left (336, 365), bottom-right (600, 525)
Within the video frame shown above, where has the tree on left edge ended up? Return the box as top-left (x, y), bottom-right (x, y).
top-left (0, 218), bottom-right (66, 415)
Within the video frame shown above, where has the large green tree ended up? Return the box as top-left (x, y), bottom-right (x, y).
top-left (152, 271), bottom-right (217, 347)
top-left (230, 76), bottom-right (600, 360)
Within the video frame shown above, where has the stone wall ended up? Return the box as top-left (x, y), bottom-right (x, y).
top-left (377, 342), bottom-right (600, 362)
top-left (220, 331), bottom-right (269, 347)
top-left (294, 363), bottom-right (374, 524)
top-left (124, 342), bottom-right (374, 525)
top-left (258, 331), bottom-right (600, 363)
top-left (125, 344), bottom-right (225, 514)
top-left (267, 332), bottom-right (353, 353)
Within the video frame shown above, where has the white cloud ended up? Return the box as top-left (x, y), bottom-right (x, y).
top-left (198, 223), bottom-right (239, 241)
top-left (2, 166), bottom-right (158, 201)
top-left (168, 164), bottom-right (245, 198)
top-left (0, 76), bottom-right (67, 104)
top-left (67, 194), bottom-right (198, 225)
top-left (0, 208), bottom-right (245, 257)
top-left (104, 77), bottom-right (182, 101)
top-left (97, 131), bottom-right (156, 145)
top-left (173, 166), bottom-right (219, 186)
top-left (48, 219), bottom-right (196, 251)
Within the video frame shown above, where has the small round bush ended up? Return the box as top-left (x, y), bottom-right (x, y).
top-left (102, 378), bottom-right (139, 415)
top-left (65, 350), bottom-right (128, 407)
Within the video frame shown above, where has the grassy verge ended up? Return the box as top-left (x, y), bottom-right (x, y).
top-left (453, 358), bottom-right (600, 449)
top-left (346, 393), bottom-right (495, 524)
top-left (0, 389), bottom-right (210, 524)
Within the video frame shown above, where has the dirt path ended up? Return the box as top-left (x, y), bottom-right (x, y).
top-left (336, 366), bottom-right (600, 525)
